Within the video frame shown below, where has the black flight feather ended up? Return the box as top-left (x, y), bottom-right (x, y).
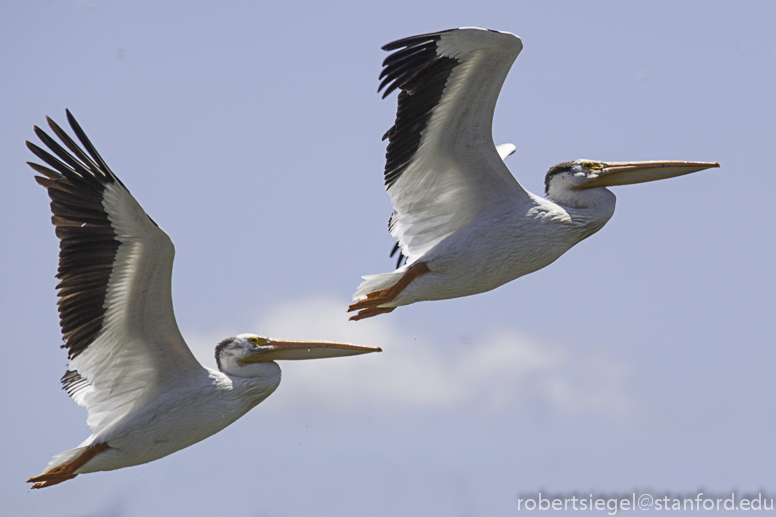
top-left (28, 112), bottom-right (123, 360)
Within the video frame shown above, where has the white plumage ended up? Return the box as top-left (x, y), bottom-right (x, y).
top-left (348, 28), bottom-right (718, 320)
top-left (27, 112), bottom-right (380, 488)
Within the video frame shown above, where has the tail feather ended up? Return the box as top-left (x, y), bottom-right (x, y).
top-left (28, 438), bottom-right (108, 488)
top-left (33, 434), bottom-right (95, 477)
top-left (352, 269), bottom-right (406, 302)
top-left (27, 446), bottom-right (88, 488)
top-left (43, 445), bottom-right (89, 473)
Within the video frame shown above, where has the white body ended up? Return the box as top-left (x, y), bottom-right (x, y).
top-left (357, 190), bottom-right (615, 306)
top-left (60, 365), bottom-right (279, 474)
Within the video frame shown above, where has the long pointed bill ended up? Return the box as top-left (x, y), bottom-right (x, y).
top-left (239, 340), bottom-right (382, 363)
top-left (574, 161), bottom-right (719, 189)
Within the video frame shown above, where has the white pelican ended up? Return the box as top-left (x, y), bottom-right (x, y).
top-left (348, 28), bottom-right (718, 320)
top-left (26, 111), bottom-right (381, 488)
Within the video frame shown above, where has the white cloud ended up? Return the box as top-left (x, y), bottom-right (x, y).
top-left (186, 296), bottom-right (633, 418)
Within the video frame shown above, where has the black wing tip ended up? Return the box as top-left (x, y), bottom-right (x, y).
top-left (30, 111), bottom-right (126, 189)
top-left (388, 242), bottom-right (407, 268)
top-left (61, 369), bottom-right (91, 396)
top-left (381, 30), bottom-right (446, 51)
top-left (377, 30), bottom-right (460, 98)
top-left (65, 109), bottom-right (81, 134)
top-left (38, 109), bottom-right (75, 133)
top-left (29, 110), bottom-right (124, 363)
top-left (46, 114), bottom-right (68, 138)
top-left (32, 125), bottom-right (47, 140)
top-left (380, 85), bottom-right (396, 99)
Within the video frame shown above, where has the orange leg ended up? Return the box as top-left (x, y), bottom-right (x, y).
top-left (348, 261), bottom-right (430, 321)
top-left (27, 442), bottom-right (110, 489)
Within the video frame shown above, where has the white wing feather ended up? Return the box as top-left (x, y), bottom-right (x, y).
top-left (70, 181), bottom-right (203, 434)
top-left (386, 29), bottom-right (530, 264)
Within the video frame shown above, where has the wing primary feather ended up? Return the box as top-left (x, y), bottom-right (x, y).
top-left (62, 319), bottom-right (105, 355)
top-left (380, 30), bottom-right (446, 51)
top-left (28, 162), bottom-right (61, 181)
top-left (47, 116), bottom-right (106, 177)
top-left (33, 126), bottom-right (95, 178)
top-left (46, 183), bottom-right (105, 207)
top-left (60, 304), bottom-right (106, 333)
top-left (65, 109), bottom-right (127, 189)
top-left (379, 32), bottom-right (460, 188)
top-left (400, 56), bottom-right (455, 94)
top-left (26, 141), bottom-right (81, 179)
top-left (29, 112), bottom-right (121, 360)
top-left (378, 36), bottom-right (447, 99)
top-left (379, 51), bottom-right (440, 93)
top-left (380, 42), bottom-right (439, 78)
top-left (380, 44), bottom-right (436, 75)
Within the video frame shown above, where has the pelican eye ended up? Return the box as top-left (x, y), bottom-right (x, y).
top-left (581, 161), bottom-right (603, 171)
top-left (248, 337), bottom-right (266, 347)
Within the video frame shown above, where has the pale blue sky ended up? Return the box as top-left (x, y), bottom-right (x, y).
top-left (2, 1), bottom-right (775, 515)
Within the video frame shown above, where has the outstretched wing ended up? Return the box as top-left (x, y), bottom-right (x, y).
top-left (28, 111), bottom-right (203, 434)
top-left (379, 28), bottom-right (531, 264)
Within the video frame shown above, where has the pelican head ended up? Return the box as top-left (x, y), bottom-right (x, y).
top-left (215, 333), bottom-right (381, 377)
top-left (545, 159), bottom-right (719, 207)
